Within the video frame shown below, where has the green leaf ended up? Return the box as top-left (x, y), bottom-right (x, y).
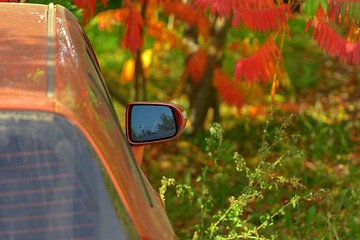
top-left (349, 2), bottom-right (355, 21)
top-left (319, 0), bottom-right (328, 13)
top-left (341, 2), bottom-right (347, 21)
top-left (354, 3), bottom-right (360, 23)
top-left (302, 0), bottom-right (328, 17)
top-left (302, 0), bottom-right (320, 17)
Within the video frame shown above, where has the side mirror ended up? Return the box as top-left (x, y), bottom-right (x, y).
top-left (126, 102), bottom-right (187, 146)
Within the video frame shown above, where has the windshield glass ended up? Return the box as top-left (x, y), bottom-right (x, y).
top-left (0, 111), bottom-right (137, 240)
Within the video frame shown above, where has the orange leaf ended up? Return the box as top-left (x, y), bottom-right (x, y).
top-left (186, 49), bottom-right (207, 84)
top-left (97, 9), bottom-right (129, 31)
top-left (147, 19), bottom-right (179, 49)
top-left (196, 15), bottom-right (210, 41)
top-left (120, 59), bottom-right (135, 84)
top-left (270, 77), bottom-right (279, 104)
top-left (229, 38), bottom-right (260, 57)
top-left (164, 2), bottom-right (197, 25)
top-left (163, 1), bottom-right (208, 40)
top-left (213, 68), bottom-right (243, 110)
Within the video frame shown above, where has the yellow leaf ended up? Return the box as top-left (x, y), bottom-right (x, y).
top-left (119, 49), bottom-right (153, 84)
top-left (141, 49), bottom-right (153, 69)
top-left (120, 59), bottom-right (135, 84)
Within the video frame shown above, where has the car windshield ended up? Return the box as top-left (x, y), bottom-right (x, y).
top-left (0, 111), bottom-right (137, 240)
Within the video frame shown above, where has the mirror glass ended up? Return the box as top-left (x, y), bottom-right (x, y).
top-left (130, 105), bottom-right (177, 142)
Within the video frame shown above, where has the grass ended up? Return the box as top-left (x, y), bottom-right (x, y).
top-left (142, 104), bottom-right (359, 239)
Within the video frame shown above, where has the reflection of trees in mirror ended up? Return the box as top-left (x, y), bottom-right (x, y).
top-left (131, 112), bottom-right (176, 142)
top-left (131, 126), bottom-right (153, 139)
top-left (140, 127), bottom-right (153, 137)
top-left (132, 113), bottom-right (174, 138)
top-left (156, 113), bottom-right (175, 133)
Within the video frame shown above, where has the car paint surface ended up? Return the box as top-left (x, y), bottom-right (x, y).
top-left (0, 3), bottom-right (176, 239)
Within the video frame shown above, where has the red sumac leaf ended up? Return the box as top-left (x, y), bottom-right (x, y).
top-left (186, 49), bottom-right (207, 84)
top-left (308, 19), bottom-right (360, 65)
top-left (163, 1), bottom-right (209, 41)
top-left (122, 5), bottom-right (144, 55)
top-left (164, 1), bottom-right (197, 25)
top-left (73, 0), bottom-right (107, 25)
top-left (235, 38), bottom-right (282, 84)
top-left (327, 0), bottom-right (360, 23)
top-left (232, 4), bottom-right (292, 33)
top-left (213, 68), bottom-right (243, 110)
top-left (239, 0), bottom-right (275, 8)
top-left (193, 0), bottom-right (236, 18)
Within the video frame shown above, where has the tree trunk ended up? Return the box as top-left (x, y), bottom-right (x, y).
top-left (188, 57), bottom-right (219, 134)
top-left (187, 17), bottom-right (228, 134)
top-left (133, 1), bottom-right (148, 101)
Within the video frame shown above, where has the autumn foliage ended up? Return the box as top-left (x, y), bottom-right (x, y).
top-left (213, 68), bottom-right (243, 109)
top-left (186, 49), bottom-right (208, 84)
top-left (189, 0), bottom-right (293, 108)
top-left (305, 0), bottom-right (360, 65)
top-left (73, 0), bottom-right (359, 114)
top-left (163, 1), bottom-right (210, 41)
top-left (309, 19), bottom-right (360, 65)
top-left (121, 4), bottom-right (143, 55)
top-left (234, 37), bottom-right (283, 84)
top-left (73, 0), bottom-right (107, 24)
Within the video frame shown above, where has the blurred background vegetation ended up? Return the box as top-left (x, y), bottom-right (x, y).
top-left (30, 0), bottom-right (360, 239)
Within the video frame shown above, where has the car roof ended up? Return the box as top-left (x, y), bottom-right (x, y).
top-left (0, 3), bottom-right (107, 112)
top-left (0, 3), bottom-right (48, 98)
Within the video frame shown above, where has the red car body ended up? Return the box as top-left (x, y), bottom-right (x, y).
top-left (0, 3), bottom-right (185, 239)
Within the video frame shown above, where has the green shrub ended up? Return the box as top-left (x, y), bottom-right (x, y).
top-left (160, 114), bottom-right (318, 239)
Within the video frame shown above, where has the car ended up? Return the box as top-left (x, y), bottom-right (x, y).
top-left (0, 2), bottom-right (186, 239)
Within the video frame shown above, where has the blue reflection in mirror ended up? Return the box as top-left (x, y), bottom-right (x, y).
top-left (130, 105), bottom-right (177, 142)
